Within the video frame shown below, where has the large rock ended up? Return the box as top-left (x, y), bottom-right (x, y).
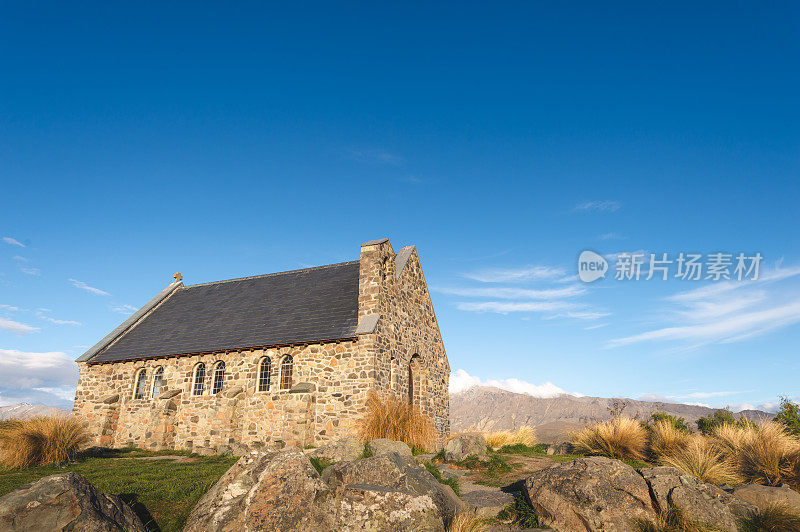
top-left (308, 436), bottom-right (364, 463)
top-left (0, 472), bottom-right (146, 531)
top-left (323, 451), bottom-right (465, 525)
top-left (368, 438), bottom-right (412, 457)
top-left (732, 483), bottom-right (800, 512)
top-left (639, 466), bottom-right (754, 532)
top-left (443, 433), bottom-right (487, 462)
top-left (523, 456), bottom-right (655, 531)
top-left (184, 450), bottom-right (335, 531)
top-left (186, 449), bottom-right (449, 531)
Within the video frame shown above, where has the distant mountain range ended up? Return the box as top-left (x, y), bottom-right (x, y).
top-left (0, 403), bottom-right (70, 420)
top-left (450, 386), bottom-right (773, 443)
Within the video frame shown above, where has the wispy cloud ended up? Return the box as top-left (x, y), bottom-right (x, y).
top-left (436, 285), bottom-right (585, 300)
top-left (608, 263), bottom-right (800, 349)
top-left (450, 368), bottom-right (576, 397)
top-left (2, 237), bottom-right (25, 247)
top-left (0, 305), bottom-right (19, 312)
top-left (457, 301), bottom-right (579, 314)
top-left (463, 265), bottom-right (566, 283)
top-left (36, 310), bottom-right (80, 327)
top-left (11, 256), bottom-right (27, 262)
top-left (0, 318), bottom-right (40, 335)
top-left (110, 303), bottom-right (137, 315)
top-left (69, 279), bottom-right (110, 296)
top-left (574, 200), bottom-right (622, 213)
top-left (20, 267), bottom-right (41, 276)
top-left (598, 232), bottom-right (627, 240)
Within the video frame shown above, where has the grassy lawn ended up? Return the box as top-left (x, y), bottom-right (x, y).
top-left (0, 449), bottom-right (237, 532)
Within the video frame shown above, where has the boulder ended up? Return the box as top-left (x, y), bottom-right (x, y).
top-left (732, 483), bottom-right (800, 512)
top-left (184, 450), bottom-right (335, 531)
top-left (546, 442), bottom-right (572, 456)
top-left (308, 436), bottom-right (364, 463)
top-left (523, 456), bottom-right (655, 531)
top-left (0, 472), bottom-right (146, 531)
top-left (185, 449), bottom-right (450, 531)
top-left (443, 433), bottom-right (487, 462)
top-left (639, 466), bottom-right (754, 532)
top-left (323, 451), bottom-right (465, 525)
top-left (368, 438), bottom-right (412, 457)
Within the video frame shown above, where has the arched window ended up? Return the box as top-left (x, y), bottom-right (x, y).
top-left (192, 363), bottom-right (206, 396)
top-left (280, 355), bottom-right (293, 390)
top-left (151, 367), bottom-right (164, 399)
top-left (257, 357), bottom-right (271, 392)
top-left (133, 368), bottom-right (147, 400)
top-left (212, 361), bottom-right (225, 394)
top-left (409, 354), bottom-right (420, 406)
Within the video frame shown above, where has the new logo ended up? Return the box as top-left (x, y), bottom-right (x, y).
top-left (578, 250), bottom-right (608, 283)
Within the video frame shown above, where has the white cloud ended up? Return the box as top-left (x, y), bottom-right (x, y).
top-left (12, 256), bottom-right (27, 262)
top-left (457, 300), bottom-right (579, 314)
top-left (344, 148), bottom-right (403, 165)
top-left (450, 368), bottom-right (573, 397)
top-left (0, 349), bottom-right (77, 388)
top-left (0, 318), bottom-right (39, 335)
top-left (2, 237), bottom-right (25, 247)
top-left (598, 232), bottom-right (627, 240)
top-left (574, 200), bottom-right (622, 212)
top-left (462, 265), bottom-right (566, 283)
top-left (69, 278), bottom-right (110, 296)
top-left (0, 305), bottom-right (19, 312)
top-left (110, 304), bottom-right (137, 315)
top-left (546, 311), bottom-right (610, 321)
top-left (20, 267), bottom-right (41, 276)
top-left (436, 285), bottom-right (585, 300)
top-left (36, 309), bottom-right (80, 326)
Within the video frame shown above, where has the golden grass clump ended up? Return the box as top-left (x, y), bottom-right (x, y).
top-left (738, 503), bottom-right (800, 532)
top-left (447, 512), bottom-right (488, 532)
top-left (731, 421), bottom-right (800, 489)
top-left (661, 434), bottom-right (742, 486)
top-left (649, 420), bottom-right (691, 460)
top-left (357, 393), bottom-right (436, 452)
top-left (713, 422), bottom-right (757, 456)
top-left (0, 416), bottom-right (89, 469)
top-left (571, 416), bottom-right (647, 460)
top-left (635, 506), bottom-right (721, 532)
top-left (484, 426), bottom-right (536, 448)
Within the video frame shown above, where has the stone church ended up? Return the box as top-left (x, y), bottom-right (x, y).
top-left (72, 239), bottom-right (450, 452)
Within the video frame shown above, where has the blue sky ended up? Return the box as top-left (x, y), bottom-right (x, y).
top-left (1, 2), bottom-right (798, 411)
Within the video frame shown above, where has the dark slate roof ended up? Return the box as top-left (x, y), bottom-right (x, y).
top-left (89, 261), bottom-right (360, 364)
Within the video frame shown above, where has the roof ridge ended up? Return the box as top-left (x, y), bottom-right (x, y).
top-left (182, 260), bottom-right (360, 289)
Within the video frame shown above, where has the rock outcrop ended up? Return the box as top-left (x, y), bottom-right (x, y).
top-left (731, 483), bottom-right (800, 512)
top-left (308, 435), bottom-right (364, 462)
top-left (0, 472), bottom-right (146, 531)
top-left (368, 438), bottom-right (412, 457)
top-left (639, 467), bottom-right (754, 532)
top-left (443, 433), bottom-right (487, 462)
top-left (185, 448), bottom-right (453, 531)
top-left (523, 456), bottom-right (656, 531)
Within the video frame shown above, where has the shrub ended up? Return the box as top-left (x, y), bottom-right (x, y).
top-left (424, 461), bottom-right (461, 496)
top-left (738, 503), bottom-right (800, 532)
top-left (649, 420), bottom-right (691, 460)
top-left (775, 397), bottom-right (800, 437)
top-left (497, 443), bottom-right (548, 456)
top-left (571, 417), bottom-right (647, 460)
top-left (497, 497), bottom-right (539, 528)
top-left (696, 408), bottom-right (755, 436)
top-left (483, 426), bottom-right (536, 449)
top-left (650, 412), bottom-right (690, 433)
top-left (732, 421), bottom-right (800, 489)
top-left (357, 393), bottom-right (436, 452)
top-left (447, 511), bottom-right (487, 532)
top-left (0, 416), bottom-right (89, 469)
top-left (661, 435), bottom-right (741, 485)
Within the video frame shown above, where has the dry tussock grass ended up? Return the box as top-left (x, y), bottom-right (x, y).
top-left (649, 420), bottom-right (691, 460)
top-left (728, 421), bottom-right (800, 489)
top-left (0, 416), bottom-right (89, 469)
top-left (661, 435), bottom-right (742, 485)
top-left (484, 426), bottom-right (536, 448)
top-left (571, 416), bottom-right (647, 460)
top-left (447, 512), bottom-right (488, 532)
top-left (357, 393), bottom-right (436, 451)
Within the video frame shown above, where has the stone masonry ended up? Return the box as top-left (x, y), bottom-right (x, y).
top-left (73, 239), bottom-right (450, 451)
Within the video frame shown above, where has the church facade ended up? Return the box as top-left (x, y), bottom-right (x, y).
top-left (72, 239), bottom-right (450, 452)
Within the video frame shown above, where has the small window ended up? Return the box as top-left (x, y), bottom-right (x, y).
top-left (192, 363), bottom-right (206, 396)
top-left (280, 355), bottom-right (293, 390)
top-left (151, 367), bottom-right (164, 398)
top-left (390, 356), bottom-right (396, 390)
top-left (258, 357), bottom-right (271, 392)
top-left (212, 362), bottom-right (225, 394)
top-left (134, 369), bottom-right (147, 400)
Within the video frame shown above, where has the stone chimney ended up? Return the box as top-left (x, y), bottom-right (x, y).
top-left (358, 238), bottom-right (395, 319)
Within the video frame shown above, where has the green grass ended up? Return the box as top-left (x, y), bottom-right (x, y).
top-left (497, 497), bottom-right (541, 528)
top-left (423, 461), bottom-right (461, 496)
top-left (361, 443), bottom-right (374, 459)
top-left (309, 456), bottom-right (335, 474)
top-left (497, 443), bottom-right (548, 455)
top-left (0, 450), bottom-right (237, 532)
top-left (455, 453), bottom-right (514, 475)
